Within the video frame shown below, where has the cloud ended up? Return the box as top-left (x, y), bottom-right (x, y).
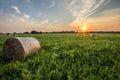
top-left (68, 8), bottom-right (120, 31)
top-left (11, 5), bottom-right (30, 21)
top-left (17, 13), bottom-right (30, 22)
top-left (0, 14), bottom-right (31, 33)
top-left (10, 5), bottom-right (30, 21)
top-left (23, 13), bottom-right (30, 19)
top-left (0, 14), bottom-right (50, 33)
top-left (50, 1), bottom-right (55, 8)
top-left (87, 8), bottom-right (120, 23)
top-left (86, 8), bottom-right (120, 31)
top-left (41, 19), bottom-right (49, 25)
top-left (94, 8), bottom-right (120, 17)
top-left (68, 0), bottom-right (110, 26)
top-left (38, 12), bottom-right (42, 17)
top-left (11, 6), bottom-right (21, 14)
top-left (0, 12), bottom-right (44, 33)
top-left (0, 10), bottom-right (48, 33)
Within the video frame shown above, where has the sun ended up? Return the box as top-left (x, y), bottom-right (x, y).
top-left (80, 25), bottom-right (88, 32)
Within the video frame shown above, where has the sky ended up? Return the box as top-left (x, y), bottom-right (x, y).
top-left (0, 0), bottom-right (120, 33)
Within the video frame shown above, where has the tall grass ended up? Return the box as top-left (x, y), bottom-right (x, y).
top-left (0, 33), bottom-right (120, 80)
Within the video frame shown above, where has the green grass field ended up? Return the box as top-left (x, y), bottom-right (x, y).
top-left (0, 33), bottom-right (120, 80)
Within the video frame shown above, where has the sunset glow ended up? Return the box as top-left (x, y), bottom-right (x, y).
top-left (0, 0), bottom-right (120, 33)
top-left (81, 25), bottom-right (88, 32)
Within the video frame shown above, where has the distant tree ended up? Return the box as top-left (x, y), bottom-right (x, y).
top-left (13, 32), bottom-right (17, 36)
top-left (23, 32), bottom-right (29, 34)
top-left (6, 33), bottom-right (10, 35)
top-left (39, 31), bottom-right (42, 34)
top-left (31, 30), bottom-right (39, 34)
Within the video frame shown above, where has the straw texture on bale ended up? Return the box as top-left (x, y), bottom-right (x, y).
top-left (3, 37), bottom-right (40, 61)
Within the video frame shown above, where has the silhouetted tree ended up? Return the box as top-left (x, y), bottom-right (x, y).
top-left (39, 31), bottom-right (42, 34)
top-left (23, 32), bottom-right (29, 34)
top-left (31, 30), bottom-right (39, 34)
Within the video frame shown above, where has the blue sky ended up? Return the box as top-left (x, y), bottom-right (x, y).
top-left (0, 0), bottom-right (120, 33)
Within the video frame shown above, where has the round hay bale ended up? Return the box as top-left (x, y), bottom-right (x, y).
top-left (3, 37), bottom-right (40, 61)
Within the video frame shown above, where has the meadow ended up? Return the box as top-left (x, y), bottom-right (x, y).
top-left (0, 33), bottom-right (120, 80)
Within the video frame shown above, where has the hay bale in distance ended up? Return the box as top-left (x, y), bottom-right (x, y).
top-left (90, 33), bottom-right (98, 37)
top-left (3, 37), bottom-right (40, 61)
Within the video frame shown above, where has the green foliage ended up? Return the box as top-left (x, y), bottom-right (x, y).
top-left (0, 33), bottom-right (120, 80)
